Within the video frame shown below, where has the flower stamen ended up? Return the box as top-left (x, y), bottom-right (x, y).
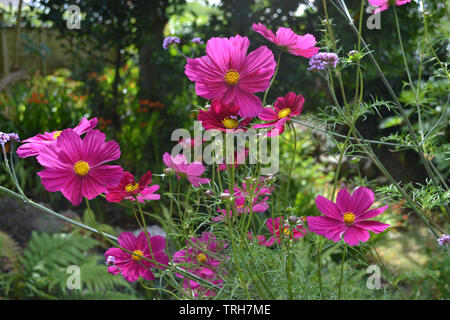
top-left (222, 117), bottom-right (238, 129)
top-left (73, 160), bottom-right (90, 176)
top-left (125, 183), bottom-right (139, 193)
top-left (278, 108), bottom-right (291, 119)
top-left (196, 252), bottom-right (207, 263)
top-left (224, 69), bottom-right (240, 85)
top-left (343, 212), bottom-right (355, 226)
top-left (132, 249), bottom-right (144, 261)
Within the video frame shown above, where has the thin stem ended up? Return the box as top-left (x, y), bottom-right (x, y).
top-left (317, 241), bottom-right (324, 299)
top-left (337, 244), bottom-right (347, 299)
top-left (393, 7), bottom-right (415, 91)
top-left (286, 121), bottom-right (297, 206)
top-left (263, 51), bottom-right (281, 106)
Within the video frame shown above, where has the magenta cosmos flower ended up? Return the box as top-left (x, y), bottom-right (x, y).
top-left (17, 118), bottom-right (98, 158)
top-left (185, 35), bottom-right (276, 118)
top-left (173, 232), bottom-right (228, 297)
top-left (252, 23), bottom-right (319, 58)
top-left (212, 181), bottom-right (271, 222)
top-left (253, 92), bottom-right (305, 137)
top-left (368, 0), bottom-right (411, 13)
top-left (105, 171), bottom-right (160, 203)
top-left (163, 152), bottom-right (210, 187)
top-left (105, 231), bottom-right (169, 282)
top-left (247, 232), bottom-right (276, 247)
top-left (198, 99), bottom-right (252, 132)
top-left (266, 217), bottom-right (307, 244)
top-left (306, 187), bottom-right (390, 246)
top-left (37, 129), bottom-right (123, 206)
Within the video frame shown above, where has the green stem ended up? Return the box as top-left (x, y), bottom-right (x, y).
top-left (263, 51), bottom-right (281, 106)
top-left (337, 244), bottom-right (347, 299)
top-left (286, 121), bottom-right (297, 207)
top-left (317, 241), bottom-right (324, 299)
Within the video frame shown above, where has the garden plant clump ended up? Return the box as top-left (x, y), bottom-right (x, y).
top-left (0, 0), bottom-right (448, 301)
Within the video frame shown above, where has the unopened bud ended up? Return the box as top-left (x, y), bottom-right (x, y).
top-left (288, 216), bottom-right (298, 225)
top-left (164, 167), bottom-right (174, 175)
top-left (219, 192), bottom-right (231, 200)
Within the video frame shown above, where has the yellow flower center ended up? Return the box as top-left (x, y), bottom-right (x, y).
top-left (125, 183), bottom-right (139, 193)
top-left (343, 212), bottom-right (355, 226)
top-left (73, 161), bottom-right (90, 176)
top-left (278, 108), bottom-right (291, 119)
top-left (222, 117), bottom-right (238, 129)
top-left (224, 69), bottom-right (240, 85)
top-left (283, 226), bottom-right (291, 236)
top-left (196, 252), bottom-right (207, 263)
top-left (53, 131), bottom-right (62, 139)
top-left (132, 249), bottom-right (144, 261)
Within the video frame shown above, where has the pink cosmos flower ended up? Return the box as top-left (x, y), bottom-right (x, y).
top-left (105, 171), bottom-right (160, 203)
top-left (37, 128), bottom-right (123, 206)
top-left (17, 118), bottom-right (98, 158)
top-left (252, 23), bottom-right (319, 58)
top-left (368, 0), bottom-right (411, 13)
top-left (198, 99), bottom-right (252, 132)
top-left (104, 231), bottom-right (169, 282)
top-left (185, 35), bottom-right (276, 118)
top-left (247, 232), bottom-right (276, 247)
top-left (212, 182), bottom-right (271, 222)
top-left (266, 217), bottom-right (307, 244)
top-left (173, 232), bottom-right (228, 297)
top-left (253, 92), bottom-right (305, 137)
top-left (163, 152), bottom-right (210, 187)
top-left (306, 187), bottom-right (390, 246)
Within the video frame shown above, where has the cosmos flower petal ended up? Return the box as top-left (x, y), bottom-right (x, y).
top-left (357, 205), bottom-right (389, 221)
top-left (343, 226), bottom-right (370, 246)
top-left (355, 220), bottom-right (390, 234)
top-left (336, 188), bottom-right (352, 214)
top-left (351, 187), bottom-right (375, 216)
top-left (315, 195), bottom-right (343, 220)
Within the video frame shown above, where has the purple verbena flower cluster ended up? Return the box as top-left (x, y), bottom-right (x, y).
top-left (308, 52), bottom-right (339, 71)
top-left (438, 234), bottom-right (450, 246)
top-left (0, 132), bottom-right (20, 145)
top-left (162, 36), bottom-right (181, 50)
top-left (191, 37), bottom-right (204, 45)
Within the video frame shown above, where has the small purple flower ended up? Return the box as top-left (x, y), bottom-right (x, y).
top-left (0, 132), bottom-right (20, 145)
top-left (308, 52), bottom-right (339, 71)
top-left (438, 234), bottom-right (450, 246)
top-left (105, 255), bottom-right (116, 266)
top-left (163, 36), bottom-right (181, 50)
top-left (191, 37), bottom-right (204, 45)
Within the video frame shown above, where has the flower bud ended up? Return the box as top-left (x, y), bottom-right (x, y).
top-left (219, 192), bottom-right (231, 200)
top-left (288, 216), bottom-right (298, 225)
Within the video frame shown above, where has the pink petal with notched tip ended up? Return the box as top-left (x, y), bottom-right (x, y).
top-left (356, 205), bottom-right (389, 221)
top-left (306, 215), bottom-right (346, 242)
top-left (257, 108), bottom-right (279, 121)
top-left (336, 188), bottom-right (352, 214)
top-left (72, 117), bottom-right (98, 135)
top-left (37, 168), bottom-right (74, 192)
top-left (60, 174), bottom-right (83, 206)
top-left (234, 87), bottom-right (264, 118)
top-left (315, 195), bottom-right (343, 220)
top-left (343, 226), bottom-right (370, 246)
top-left (118, 232), bottom-right (138, 251)
top-left (355, 220), bottom-right (390, 234)
top-left (351, 187), bottom-right (375, 216)
top-left (252, 23), bottom-right (277, 43)
top-left (88, 165), bottom-right (123, 188)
